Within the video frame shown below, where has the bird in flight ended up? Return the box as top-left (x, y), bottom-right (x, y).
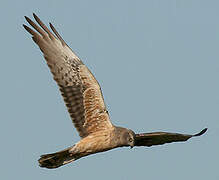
top-left (23, 14), bottom-right (207, 169)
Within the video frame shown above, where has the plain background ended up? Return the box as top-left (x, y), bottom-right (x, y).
top-left (1, 0), bottom-right (218, 179)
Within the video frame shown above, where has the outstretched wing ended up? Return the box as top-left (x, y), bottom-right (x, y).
top-left (134, 128), bottom-right (207, 147)
top-left (23, 14), bottom-right (113, 138)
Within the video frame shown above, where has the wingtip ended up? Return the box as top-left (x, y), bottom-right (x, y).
top-left (24, 16), bottom-right (28, 21)
top-left (49, 22), bottom-right (54, 29)
top-left (24, 13), bottom-right (36, 19)
top-left (23, 24), bottom-right (29, 31)
top-left (23, 24), bottom-right (33, 34)
top-left (33, 13), bottom-right (39, 21)
top-left (193, 128), bottom-right (208, 137)
top-left (24, 15), bottom-right (33, 24)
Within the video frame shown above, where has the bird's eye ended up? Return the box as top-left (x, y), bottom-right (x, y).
top-left (129, 138), bottom-right (133, 142)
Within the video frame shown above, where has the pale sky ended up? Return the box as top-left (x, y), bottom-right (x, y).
top-left (1, 0), bottom-right (218, 179)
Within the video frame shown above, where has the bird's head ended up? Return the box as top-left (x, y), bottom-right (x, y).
top-left (114, 127), bottom-right (136, 148)
top-left (121, 129), bottom-right (135, 148)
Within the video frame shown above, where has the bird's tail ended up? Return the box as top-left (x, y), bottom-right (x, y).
top-left (38, 146), bottom-right (80, 169)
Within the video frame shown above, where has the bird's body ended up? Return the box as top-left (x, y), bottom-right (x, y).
top-left (72, 127), bottom-right (134, 155)
top-left (23, 14), bottom-right (207, 169)
top-left (39, 127), bottom-right (135, 168)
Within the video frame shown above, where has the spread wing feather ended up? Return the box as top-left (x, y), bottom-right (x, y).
top-left (134, 128), bottom-right (207, 147)
top-left (23, 14), bottom-right (113, 138)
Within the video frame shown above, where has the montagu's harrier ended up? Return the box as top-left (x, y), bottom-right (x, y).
top-left (23, 14), bottom-right (207, 169)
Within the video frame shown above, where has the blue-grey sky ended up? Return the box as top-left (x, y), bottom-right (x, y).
top-left (1, 0), bottom-right (217, 179)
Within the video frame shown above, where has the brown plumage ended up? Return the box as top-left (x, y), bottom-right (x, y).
top-left (23, 14), bottom-right (207, 169)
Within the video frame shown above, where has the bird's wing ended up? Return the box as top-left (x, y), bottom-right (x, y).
top-left (134, 128), bottom-right (207, 147)
top-left (23, 14), bottom-right (113, 138)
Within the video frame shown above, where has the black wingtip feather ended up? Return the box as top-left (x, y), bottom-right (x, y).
top-left (23, 24), bottom-right (34, 35)
top-left (24, 16), bottom-right (32, 24)
top-left (33, 13), bottom-right (37, 18)
top-left (193, 128), bottom-right (208, 137)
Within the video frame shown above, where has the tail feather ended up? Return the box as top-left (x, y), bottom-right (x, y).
top-left (38, 146), bottom-right (79, 169)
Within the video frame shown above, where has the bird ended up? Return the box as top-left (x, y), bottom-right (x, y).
top-left (23, 14), bottom-right (207, 169)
